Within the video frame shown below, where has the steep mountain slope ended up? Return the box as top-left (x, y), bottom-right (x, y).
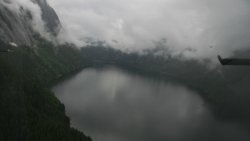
top-left (34, 0), bottom-right (61, 35)
top-left (0, 0), bottom-right (61, 46)
top-left (0, 40), bottom-right (91, 141)
top-left (0, 0), bottom-right (92, 141)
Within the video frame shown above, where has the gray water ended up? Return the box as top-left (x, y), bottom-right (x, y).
top-left (52, 67), bottom-right (250, 141)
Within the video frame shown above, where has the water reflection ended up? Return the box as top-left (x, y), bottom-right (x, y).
top-left (53, 67), bottom-right (250, 141)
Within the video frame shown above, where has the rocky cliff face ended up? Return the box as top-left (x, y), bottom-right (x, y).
top-left (33, 0), bottom-right (61, 36)
top-left (0, 0), bottom-right (61, 46)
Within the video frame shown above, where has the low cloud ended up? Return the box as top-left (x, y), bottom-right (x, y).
top-left (49, 0), bottom-right (250, 58)
top-left (1, 0), bottom-right (53, 41)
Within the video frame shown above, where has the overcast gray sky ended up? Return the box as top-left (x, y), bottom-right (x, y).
top-left (48, 0), bottom-right (250, 58)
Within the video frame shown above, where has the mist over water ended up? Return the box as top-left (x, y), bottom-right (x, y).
top-left (53, 67), bottom-right (250, 141)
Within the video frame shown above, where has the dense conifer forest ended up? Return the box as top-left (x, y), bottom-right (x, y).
top-left (0, 39), bottom-right (91, 141)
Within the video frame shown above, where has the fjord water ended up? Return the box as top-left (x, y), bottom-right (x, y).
top-left (52, 67), bottom-right (250, 141)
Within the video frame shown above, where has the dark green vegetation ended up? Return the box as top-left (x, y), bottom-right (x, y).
top-left (0, 40), bottom-right (91, 141)
top-left (1, 36), bottom-right (250, 141)
top-left (81, 45), bottom-right (250, 125)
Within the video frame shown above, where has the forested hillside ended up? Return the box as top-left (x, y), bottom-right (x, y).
top-left (0, 40), bottom-right (91, 141)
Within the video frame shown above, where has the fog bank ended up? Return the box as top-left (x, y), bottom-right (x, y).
top-left (48, 0), bottom-right (250, 59)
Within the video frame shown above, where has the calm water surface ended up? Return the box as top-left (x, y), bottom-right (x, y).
top-left (52, 67), bottom-right (250, 141)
